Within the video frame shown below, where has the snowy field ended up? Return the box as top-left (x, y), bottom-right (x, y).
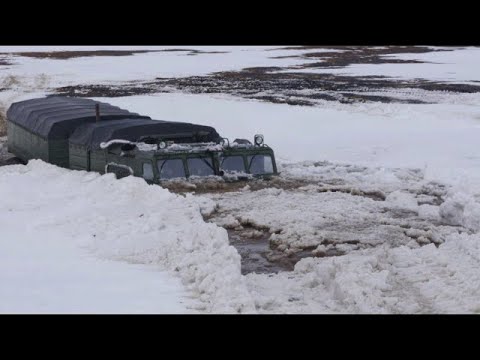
top-left (282, 47), bottom-right (480, 84)
top-left (1, 46), bottom-right (480, 313)
top-left (0, 46), bottom-right (318, 85)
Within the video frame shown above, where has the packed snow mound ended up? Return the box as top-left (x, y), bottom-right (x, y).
top-left (247, 233), bottom-right (480, 313)
top-left (439, 191), bottom-right (480, 231)
top-left (0, 160), bottom-right (255, 313)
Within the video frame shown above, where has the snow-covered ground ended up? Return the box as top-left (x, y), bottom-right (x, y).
top-left (0, 161), bottom-right (255, 313)
top-left (247, 234), bottom-right (480, 313)
top-left (1, 46), bottom-right (480, 313)
top-left (198, 161), bottom-right (480, 313)
top-left (280, 47), bottom-right (480, 84)
top-left (0, 161), bottom-right (189, 313)
top-left (0, 46), bottom-right (319, 85)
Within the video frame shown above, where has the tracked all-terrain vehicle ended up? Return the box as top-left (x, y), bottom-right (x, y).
top-left (6, 96), bottom-right (277, 183)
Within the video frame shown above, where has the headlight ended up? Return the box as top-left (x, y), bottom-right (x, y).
top-left (254, 134), bottom-right (264, 146)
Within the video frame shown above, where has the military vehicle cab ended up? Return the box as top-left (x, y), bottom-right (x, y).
top-left (6, 96), bottom-right (277, 183)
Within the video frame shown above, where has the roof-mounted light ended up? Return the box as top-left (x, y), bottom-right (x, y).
top-left (254, 134), bottom-right (264, 146)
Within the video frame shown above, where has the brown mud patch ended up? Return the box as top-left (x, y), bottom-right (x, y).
top-left (270, 46), bottom-right (450, 68)
top-left (1, 49), bottom-right (230, 60)
top-left (54, 46), bottom-right (480, 105)
top-left (3, 50), bottom-right (157, 60)
top-left (211, 210), bottom-right (455, 275)
top-left (226, 228), bottom-right (325, 274)
top-left (159, 176), bottom-right (316, 194)
top-left (157, 49), bottom-right (229, 56)
top-left (205, 207), bottom-right (367, 274)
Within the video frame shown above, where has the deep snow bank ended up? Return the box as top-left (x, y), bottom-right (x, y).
top-left (0, 160), bottom-right (254, 313)
top-left (246, 232), bottom-right (480, 314)
top-left (200, 160), bottom-right (480, 313)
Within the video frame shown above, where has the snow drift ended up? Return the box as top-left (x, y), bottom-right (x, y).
top-left (0, 160), bottom-right (255, 313)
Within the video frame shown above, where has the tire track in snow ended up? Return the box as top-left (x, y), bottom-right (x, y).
top-left (376, 234), bottom-right (480, 314)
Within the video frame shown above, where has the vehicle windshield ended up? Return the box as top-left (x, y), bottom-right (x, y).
top-left (220, 155), bottom-right (245, 173)
top-left (187, 157), bottom-right (215, 177)
top-left (247, 154), bottom-right (274, 175)
top-left (157, 159), bottom-right (186, 179)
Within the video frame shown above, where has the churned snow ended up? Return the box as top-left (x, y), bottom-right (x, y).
top-left (247, 234), bottom-right (480, 313)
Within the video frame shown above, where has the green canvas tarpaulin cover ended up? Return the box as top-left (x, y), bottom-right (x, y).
top-left (8, 96), bottom-right (221, 149)
top-left (7, 96), bottom-right (149, 140)
top-left (69, 118), bottom-right (221, 149)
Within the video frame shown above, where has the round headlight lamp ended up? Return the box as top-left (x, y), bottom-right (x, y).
top-left (254, 134), bottom-right (264, 146)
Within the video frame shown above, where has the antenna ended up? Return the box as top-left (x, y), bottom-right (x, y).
top-left (95, 103), bottom-right (100, 122)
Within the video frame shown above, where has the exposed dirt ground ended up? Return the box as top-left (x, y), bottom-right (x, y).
top-left (4, 50), bottom-right (157, 59)
top-left (54, 46), bottom-right (480, 105)
top-left (0, 49), bottom-right (229, 60)
top-left (270, 46), bottom-right (445, 67)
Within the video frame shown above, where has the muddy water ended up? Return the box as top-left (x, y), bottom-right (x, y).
top-left (200, 174), bottom-right (459, 275)
top-left (227, 229), bottom-right (291, 274)
top-left (225, 227), bottom-right (344, 275)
